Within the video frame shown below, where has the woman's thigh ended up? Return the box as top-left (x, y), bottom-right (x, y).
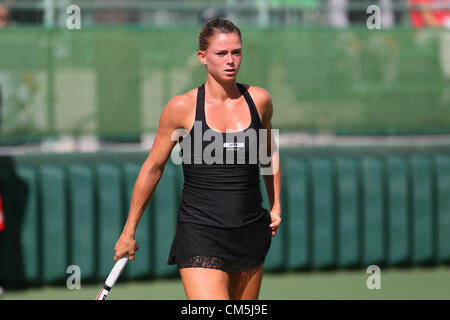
top-left (179, 267), bottom-right (230, 300)
top-left (228, 264), bottom-right (264, 300)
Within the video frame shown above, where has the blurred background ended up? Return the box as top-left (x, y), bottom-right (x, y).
top-left (0, 0), bottom-right (450, 299)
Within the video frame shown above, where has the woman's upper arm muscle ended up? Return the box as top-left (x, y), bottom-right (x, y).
top-left (249, 86), bottom-right (275, 163)
top-left (260, 91), bottom-right (273, 130)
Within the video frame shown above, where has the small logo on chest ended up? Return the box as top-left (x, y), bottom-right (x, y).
top-left (223, 142), bottom-right (244, 151)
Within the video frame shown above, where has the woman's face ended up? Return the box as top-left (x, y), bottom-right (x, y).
top-left (198, 31), bottom-right (242, 82)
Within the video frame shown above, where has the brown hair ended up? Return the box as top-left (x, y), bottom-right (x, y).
top-left (198, 18), bottom-right (242, 51)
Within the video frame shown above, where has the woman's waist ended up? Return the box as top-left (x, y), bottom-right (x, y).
top-left (182, 179), bottom-right (261, 192)
top-left (178, 201), bottom-right (267, 228)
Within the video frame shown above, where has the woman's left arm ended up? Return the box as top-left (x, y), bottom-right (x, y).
top-left (258, 89), bottom-right (282, 237)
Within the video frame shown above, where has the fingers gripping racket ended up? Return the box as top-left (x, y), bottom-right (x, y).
top-left (95, 254), bottom-right (129, 300)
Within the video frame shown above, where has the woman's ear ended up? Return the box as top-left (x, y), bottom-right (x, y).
top-left (197, 50), bottom-right (207, 66)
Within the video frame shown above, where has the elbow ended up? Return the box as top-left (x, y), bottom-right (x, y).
top-left (144, 161), bottom-right (165, 178)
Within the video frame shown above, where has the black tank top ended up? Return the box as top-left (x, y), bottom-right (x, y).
top-left (177, 82), bottom-right (267, 228)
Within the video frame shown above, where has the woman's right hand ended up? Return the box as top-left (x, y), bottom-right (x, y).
top-left (114, 232), bottom-right (139, 261)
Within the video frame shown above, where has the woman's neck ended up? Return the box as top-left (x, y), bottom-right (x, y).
top-left (204, 76), bottom-right (241, 102)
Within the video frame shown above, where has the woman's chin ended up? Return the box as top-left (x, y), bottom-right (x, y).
top-left (222, 73), bottom-right (237, 81)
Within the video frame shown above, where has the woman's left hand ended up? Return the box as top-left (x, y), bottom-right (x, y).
top-left (269, 209), bottom-right (282, 237)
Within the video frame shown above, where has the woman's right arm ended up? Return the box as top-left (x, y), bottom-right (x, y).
top-left (113, 95), bottom-right (188, 261)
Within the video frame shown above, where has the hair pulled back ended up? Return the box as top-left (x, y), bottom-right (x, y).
top-left (198, 18), bottom-right (241, 51)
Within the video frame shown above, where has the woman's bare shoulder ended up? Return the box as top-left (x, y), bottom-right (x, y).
top-left (166, 87), bottom-right (196, 110)
top-left (162, 87), bottom-right (197, 129)
top-left (240, 83), bottom-right (272, 104)
top-left (239, 83), bottom-right (273, 123)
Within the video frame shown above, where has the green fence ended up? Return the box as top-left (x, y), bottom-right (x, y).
top-left (1, 27), bottom-right (450, 143)
top-left (1, 145), bottom-right (450, 288)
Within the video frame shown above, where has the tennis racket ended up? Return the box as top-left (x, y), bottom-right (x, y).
top-left (95, 254), bottom-right (129, 300)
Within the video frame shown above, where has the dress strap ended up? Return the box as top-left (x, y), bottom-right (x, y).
top-left (237, 83), bottom-right (261, 129)
top-left (196, 83), bottom-right (208, 131)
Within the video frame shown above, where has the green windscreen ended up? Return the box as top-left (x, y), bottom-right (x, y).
top-left (0, 27), bottom-right (449, 141)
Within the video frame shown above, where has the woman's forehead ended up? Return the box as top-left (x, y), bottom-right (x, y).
top-left (208, 32), bottom-right (241, 49)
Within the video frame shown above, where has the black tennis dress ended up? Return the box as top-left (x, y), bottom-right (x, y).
top-left (167, 82), bottom-right (272, 272)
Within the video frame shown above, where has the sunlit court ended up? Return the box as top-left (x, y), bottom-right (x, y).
top-left (0, 0), bottom-right (449, 304)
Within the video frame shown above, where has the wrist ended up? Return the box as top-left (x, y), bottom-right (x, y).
top-left (271, 202), bottom-right (281, 213)
top-left (122, 227), bottom-right (136, 238)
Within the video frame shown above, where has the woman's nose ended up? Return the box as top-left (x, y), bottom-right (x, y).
top-left (226, 53), bottom-right (234, 64)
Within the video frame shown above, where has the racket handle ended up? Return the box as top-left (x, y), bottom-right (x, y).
top-left (95, 254), bottom-right (129, 300)
top-left (95, 285), bottom-right (111, 301)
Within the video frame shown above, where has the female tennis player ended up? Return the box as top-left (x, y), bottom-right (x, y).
top-left (113, 18), bottom-right (282, 300)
